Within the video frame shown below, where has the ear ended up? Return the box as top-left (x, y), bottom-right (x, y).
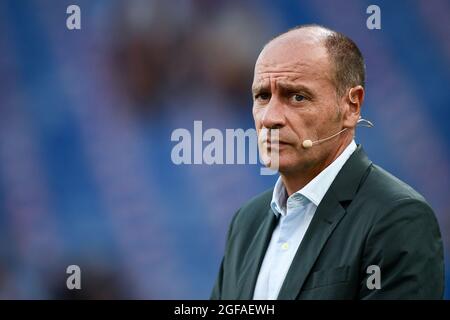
top-left (342, 85), bottom-right (364, 129)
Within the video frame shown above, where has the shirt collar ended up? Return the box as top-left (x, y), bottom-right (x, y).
top-left (271, 140), bottom-right (357, 216)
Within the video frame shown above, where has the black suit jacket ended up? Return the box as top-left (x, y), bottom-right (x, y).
top-left (211, 145), bottom-right (444, 299)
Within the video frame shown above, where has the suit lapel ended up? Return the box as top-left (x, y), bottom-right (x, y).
top-left (237, 208), bottom-right (278, 299)
top-left (277, 191), bottom-right (346, 299)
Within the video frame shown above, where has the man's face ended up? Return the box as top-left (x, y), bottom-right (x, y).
top-left (252, 31), bottom-right (345, 174)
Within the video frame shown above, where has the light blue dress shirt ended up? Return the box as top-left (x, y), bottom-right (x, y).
top-left (253, 140), bottom-right (357, 300)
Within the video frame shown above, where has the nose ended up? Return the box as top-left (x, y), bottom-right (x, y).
top-left (261, 97), bottom-right (286, 130)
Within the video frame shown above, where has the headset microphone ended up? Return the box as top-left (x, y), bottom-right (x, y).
top-left (302, 117), bottom-right (374, 149)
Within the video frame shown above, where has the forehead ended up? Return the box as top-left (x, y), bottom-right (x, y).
top-left (253, 35), bottom-right (332, 87)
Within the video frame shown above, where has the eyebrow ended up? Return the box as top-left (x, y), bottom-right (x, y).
top-left (252, 81), bottom-right (315, 97)
top-left (251, 83), bottom-right (269, 94)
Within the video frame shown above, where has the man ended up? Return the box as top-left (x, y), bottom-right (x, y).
top-left (211, 25), bottom-right (444, 300)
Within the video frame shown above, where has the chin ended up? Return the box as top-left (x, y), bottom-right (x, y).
top-left (277, 154), bottom-right (316, 174)
top-left (261, 148), bottom-right (304, 173)
top-left (272, 157), bottom-right (300, 174)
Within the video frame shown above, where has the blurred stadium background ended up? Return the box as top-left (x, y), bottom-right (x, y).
top-left (0, 0), bottom-right (449, 299)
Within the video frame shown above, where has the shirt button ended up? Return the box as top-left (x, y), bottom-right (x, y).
top-left (281, 242), bottom-right (289, 250)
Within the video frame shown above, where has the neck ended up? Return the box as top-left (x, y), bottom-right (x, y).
top-left (281, 135), bottom-right (352, 196)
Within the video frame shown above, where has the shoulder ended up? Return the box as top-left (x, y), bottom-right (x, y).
top-left (363, 164), bottom-right (428, 205)
top-left (359, 163), bottom-right (438, 231)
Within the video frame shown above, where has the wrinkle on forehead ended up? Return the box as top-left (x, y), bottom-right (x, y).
top-left (253, 74), bottom-right (304, 84)
top-left (253, 41), bottom-right (332, 86)
top-left (255, 61), bottom-right (312, 74)
top-left (252, 74), bottom-right (304, 90)
top-left (253, 61), bottom-right (331, 86)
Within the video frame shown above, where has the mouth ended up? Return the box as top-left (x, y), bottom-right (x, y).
top-left (263, 140), bottom-right (291, 151)
top-left (264, 139), bottom-right (291, 146)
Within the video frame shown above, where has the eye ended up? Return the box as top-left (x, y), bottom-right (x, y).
top-left (255, 92), bottom-right (271, 101)
top-left (291, 94), bottom-right (306, 102)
